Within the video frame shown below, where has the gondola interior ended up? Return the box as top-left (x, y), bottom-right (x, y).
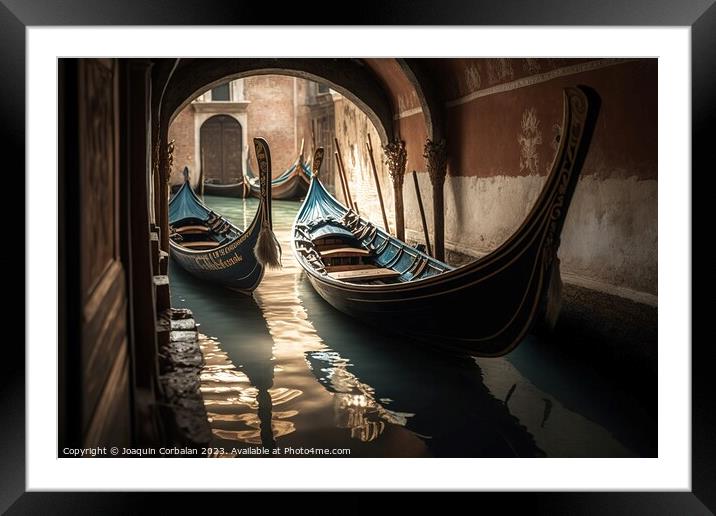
top-left (295, 188), bottom-right (452, 285)
top-left (170, 211), bottom-right (241, 251)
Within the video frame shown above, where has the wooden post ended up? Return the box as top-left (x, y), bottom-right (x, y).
top-left (199, 145), bottom-right (206, 197)
top-left (157, 129), bottom-right (170, 254)
top-left (334, 138), bottom-right (356, 211)
top-left (334, 151), bottom-right (351, 209)
top-left (120, 58), bottom-right (162, 446)
top-left (412, 170), bottom-right (432, 256)
top-left (424, 139), bottom-right (447, 261)
top-left (384, 138), bottom-right (407, 241)
top-left (366, 134), bottom-right (390, 233)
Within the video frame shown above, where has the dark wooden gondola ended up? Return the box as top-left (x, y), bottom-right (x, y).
top-left (246, 155), bottom-right (313, 200)
top-left (203, 179), bottom-right (248, 198)
top-left (292, 86), bottom-right (600, 356)
top-left (169, 137), bottom-right (281, 294)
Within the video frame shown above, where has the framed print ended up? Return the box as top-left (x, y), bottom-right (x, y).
top-left (6, 0), bottom-right (713, 512)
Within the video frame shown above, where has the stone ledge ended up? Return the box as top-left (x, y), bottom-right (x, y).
top-left (157, 308), bottom-right (212, 449)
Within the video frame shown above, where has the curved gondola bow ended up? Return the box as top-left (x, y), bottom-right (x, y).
top-left (292, 86), bottom-right (600, 356)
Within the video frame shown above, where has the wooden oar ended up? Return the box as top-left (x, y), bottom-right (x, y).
top-left (412, 170), bottom-right (432, 256)
top-left (334, 138), bottom-right (356, 211)
top-left (366, 133), bottom-right (390, 233)
top-left (199, 146), bottom-right (205, 197)
top-left (334, 151), bottom-right (351, 209)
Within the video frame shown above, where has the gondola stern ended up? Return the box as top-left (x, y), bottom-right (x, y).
top-left (252, 137), bottom-right (283, 269)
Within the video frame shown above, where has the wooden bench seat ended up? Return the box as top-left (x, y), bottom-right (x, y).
top-left (319, 247), bottom-right (370, 258)
top-left (325, 264), bottom-right (376, 273)
top-left (179, 240), bottom-right (221, 249)
top-left (174, 224), bottom-right (210, 234)
top-left (328, 267), bottom-right (401, 282)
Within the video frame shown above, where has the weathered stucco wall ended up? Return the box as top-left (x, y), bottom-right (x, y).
top-left (363, 59), bottom-right (658, 299)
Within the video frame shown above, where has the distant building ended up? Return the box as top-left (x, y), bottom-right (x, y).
top-left (168, 75), bottom-right (339, 191)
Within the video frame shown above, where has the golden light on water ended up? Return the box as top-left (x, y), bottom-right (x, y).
top-left (196, 198), bottom-right (415, 453)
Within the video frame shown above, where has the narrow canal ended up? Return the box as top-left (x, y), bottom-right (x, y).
top-left (169, 196), bottom-right (656, 458)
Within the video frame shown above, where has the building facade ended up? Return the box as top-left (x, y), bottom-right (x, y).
top-left (168, 75), bottom-right (339, 190)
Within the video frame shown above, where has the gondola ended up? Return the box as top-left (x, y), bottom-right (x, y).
top-left (169, 137), bottom-right (281, 294)
top-left (202, 179), bottom-right (248, 198)
top-left (246, 154), bottom-right (311, 200)
top-left (169, 168), bottom-right (248, 198)
top-left (292, 86), bottom-right (600, 356)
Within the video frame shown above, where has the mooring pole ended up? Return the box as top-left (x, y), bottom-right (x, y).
top-left (366, 134), bottom-right (390, 233)
top-left (334, 138), bottom-right (356, 211)
top-left (334, 150), bottom-right (351, 209)
top-left (199, 145), bottom-right (205, 198)
top-left (424, 139), bottom-right (447, 261)
top-left (384, 138), bottom-right (407, 241)
top-left (412, 170), bottom-right (432, 256)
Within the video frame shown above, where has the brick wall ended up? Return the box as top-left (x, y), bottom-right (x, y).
top-left (168, 75), bottom-right (321, 184)
top-left (168, 106), bottom-right (195, 184)
top-left (245, 75), bottom-right (300, 176)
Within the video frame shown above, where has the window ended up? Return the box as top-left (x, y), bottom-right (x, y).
top-left (317, 83), bottom-right (330, 94)
top-left (211, 83), bottom-right (231, 101)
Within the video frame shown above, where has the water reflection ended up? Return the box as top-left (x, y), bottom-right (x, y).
top-left (170, 261), bottom-right (289, 452)
top-left (167, 195), bottom-right (653, 458)
top-left (305, 350), bottom-right (413, 442)
top-left (297, 280), bottom-right (543, 457)
top-left (249, 198), bottom-right (418, 450)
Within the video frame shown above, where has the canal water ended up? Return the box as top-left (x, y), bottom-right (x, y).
top-left (169, 195), bottom-right (656, 458)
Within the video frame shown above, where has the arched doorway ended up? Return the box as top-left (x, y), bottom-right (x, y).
top-left (200, 114), bottom-right (243, 184)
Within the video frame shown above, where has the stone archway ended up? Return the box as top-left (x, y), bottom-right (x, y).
top-left (161, 59), bottom-right (397, 145)
top-left (153, 58), bottom-right (438, 252)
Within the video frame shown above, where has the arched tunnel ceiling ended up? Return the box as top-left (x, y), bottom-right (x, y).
top-left (155, 58), bottom-right (603, 165)
top-left (160, 58), bottom-right (399, 144)
top-left (362, 58), bottom-right (441, 141)
top-left (157, 58), bottom-right (439, 146)
top-left (362, 58), bottom-right (423, 114)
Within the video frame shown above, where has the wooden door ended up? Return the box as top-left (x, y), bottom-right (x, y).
top-left (60, 58), bottom-right (132, 450)
top-left (200, 115), bottom-right (242, 184)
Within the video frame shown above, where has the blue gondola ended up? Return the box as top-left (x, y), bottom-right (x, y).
top-left (292, 87), bottom-right (600, 356)
top-left (169, 137), bottom-right (281, 293)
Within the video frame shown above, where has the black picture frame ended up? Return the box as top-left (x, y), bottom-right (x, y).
top-left (5, 1), bottom-right (713, 512)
